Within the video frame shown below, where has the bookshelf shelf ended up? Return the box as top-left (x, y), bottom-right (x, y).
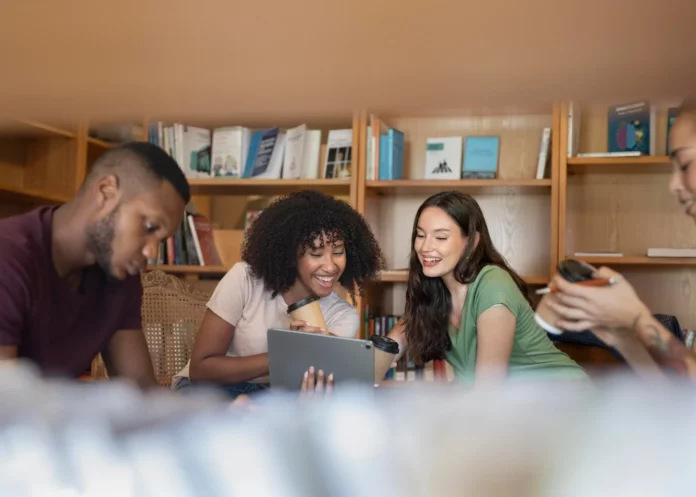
top-left (567, 155), bottom-right (671, 174)
top-left (366, 179), bottom-right (552, 196)
top-left (188, 178), bottom-right (352, 196)
top-left (377, 269), bottom-right (548, 285)
top-left (87, 136), bottom-right (118, 149)
top-left (569, 256), bottom-right (696, 266)
top-left (147, 264), bottom-right (228, 275)
top-left (0, 185), bottom-right (70, 204)
top-left (0, 118), bottom-right (76, 138)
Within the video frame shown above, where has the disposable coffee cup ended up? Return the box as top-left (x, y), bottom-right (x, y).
top-left (535, 259), bottom-right (594, 335)
top-left (369, 335), bottom-right (400, 383)
top-left (287, 296), bottom-right (328, 332)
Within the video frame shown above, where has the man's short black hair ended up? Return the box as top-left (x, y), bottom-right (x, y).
top-left (86, 141), bottom-right (190, 203)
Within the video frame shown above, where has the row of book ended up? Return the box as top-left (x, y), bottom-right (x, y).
top-left (364, 310), bottom-right (448, 382)
top-left (148, 211), bottom-right (222, 267)
top-left (366, 115), bottom-right (552, 181)
top-left (147, 122), bottom-right (353, 181)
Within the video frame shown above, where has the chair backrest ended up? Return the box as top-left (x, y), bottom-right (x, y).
top-left (140, 270), bottom-right (211, 386)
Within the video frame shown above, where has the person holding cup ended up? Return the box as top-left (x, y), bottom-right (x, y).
top-left (543, 98), bottom-right (696, 379)
top-left (171, 190), bottom-right (385, 399)
top-left (387, 191), bottom-right (588, 385)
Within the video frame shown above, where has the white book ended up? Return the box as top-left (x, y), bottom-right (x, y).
top-left (282, 125), bottom-right (306, 179)
top-left (573, 252), bottom-right (624, 257)
top-left (425, 137), bottom-right (462, 180)
top-left (301, 130), bottom-right (322, 179)
top-left (365, 125), bottom-right (374, 180)
top-left (181, 125), bottom-right (212, 178)
top-left (576, 151), bottom-right (642, 158)
top-left (324, 129), bottom-right (353, 179)
top-left (567, 102), bottom-right (581, 158)
top-left (210, 126), bottom-right (250, 178)
top-left (536, 127), bottom-right (551, 179)
top-left (647, 248), bottom-right (696, 258)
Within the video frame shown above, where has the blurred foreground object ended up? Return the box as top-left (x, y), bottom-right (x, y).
top-left (1, 361), bottom-right (695, 497)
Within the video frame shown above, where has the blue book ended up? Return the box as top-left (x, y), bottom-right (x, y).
top-left (242, 128), bottom-right (279, 178)
top-left (378, 128), bottom-right (404, 180)
top-left (462, 136), bottom-right (499, 179)
top-left (607, 101), bottom-right (653, 155)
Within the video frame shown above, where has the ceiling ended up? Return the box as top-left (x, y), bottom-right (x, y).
top-left (1, 0), bottom-right (694, 127)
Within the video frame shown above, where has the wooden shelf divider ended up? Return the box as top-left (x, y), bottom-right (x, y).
top-left (367, 179), bottom-right (551, 195)
top-left (188, 178), bottom-right (351, 196)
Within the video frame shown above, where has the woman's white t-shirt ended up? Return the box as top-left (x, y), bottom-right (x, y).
top-left (173, 262), bottom-right (360, 384)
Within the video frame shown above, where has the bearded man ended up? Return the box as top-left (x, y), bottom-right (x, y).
top-left (0, 141), bottom-right (189, 389)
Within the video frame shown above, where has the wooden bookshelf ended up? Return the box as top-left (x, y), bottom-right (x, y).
top-left (559, 99), bottom-right (696, 331)
top-left (355, 106), bottom-right (560, 329)
top-left (2, 100), bottom-right (693, 335)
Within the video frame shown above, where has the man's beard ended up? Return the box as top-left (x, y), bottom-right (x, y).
top-left (85, 205), bottom-right (118, 278)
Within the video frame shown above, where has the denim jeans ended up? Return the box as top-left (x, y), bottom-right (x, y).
top-left (172, 376), bottom-right (269, 401)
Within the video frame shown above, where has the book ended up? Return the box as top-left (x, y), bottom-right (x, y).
top-left (324, 129), bottom-right (353, 179)
top-left (378, 128), bottom-right (404, 180)
top-left (536, 127), bottom-right (551, 179)
top-left (425, 137), bottom-right (462, 180)
top-left (211, 126), bottom-right (251, 178)
top-left (608, 101), bottom-right (655, 155)
top-left (462, 136), bottom-right (499, 179)
top-left (647, 248), bottom-right (696, 258)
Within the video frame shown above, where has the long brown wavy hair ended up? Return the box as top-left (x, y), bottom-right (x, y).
top-left (403, 191), bottom-right (531, 365)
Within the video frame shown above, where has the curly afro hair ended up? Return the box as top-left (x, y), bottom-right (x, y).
top-left (241, 190), bottom-right (385, 303)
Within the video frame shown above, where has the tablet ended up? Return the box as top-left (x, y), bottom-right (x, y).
top-left (267, 328), bottom-right (375, 391)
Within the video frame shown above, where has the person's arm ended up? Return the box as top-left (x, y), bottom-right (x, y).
top-left (469, 268), bottom-right (524, 384)
top-left (547, 266), bottom-right (696, 378)
top-left (98, 275), bottom-right (158, 389)
top-left (475, 305), bottom-right (515, 383)
top-left (188, 263), bottom-right (269, 384)
top-left (101, 329), bottom-right (159, 389)
top-left (595, 329), bottom-right (667, 380)
top-left (631, 313), bottom-right (696, 377)
top-left (189, 309), bottom-right (269, 384)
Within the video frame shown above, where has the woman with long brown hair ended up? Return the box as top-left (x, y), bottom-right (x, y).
top-left (387, 191), bottom-right (587, 384)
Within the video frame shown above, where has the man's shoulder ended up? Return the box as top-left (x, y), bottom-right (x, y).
top-left (0, 209), bottom-right (47, 274)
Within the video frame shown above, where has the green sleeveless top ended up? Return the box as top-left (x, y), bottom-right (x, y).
top-left (446, 265), bottom-right (588, 382)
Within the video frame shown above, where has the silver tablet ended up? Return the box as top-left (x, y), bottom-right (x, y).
top-left (267, 328), bottom-right (375, 391)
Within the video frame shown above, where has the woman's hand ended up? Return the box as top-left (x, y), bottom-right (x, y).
top-left (545, 266), bottom-right (651, 340)
top-left (300, 366), bottom-right (334, 397)
top-left (290, 320), bottom-right (328, 334)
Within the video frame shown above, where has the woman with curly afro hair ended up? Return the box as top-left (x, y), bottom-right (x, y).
top-left (172, 190), bottom-right (385, 399)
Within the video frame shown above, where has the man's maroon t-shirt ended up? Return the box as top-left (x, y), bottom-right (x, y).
top-left (0, 206), bottom-right (143, 378)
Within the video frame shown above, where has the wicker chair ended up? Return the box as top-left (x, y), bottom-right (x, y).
top-left (91, 270), bottom-right (211, 386)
